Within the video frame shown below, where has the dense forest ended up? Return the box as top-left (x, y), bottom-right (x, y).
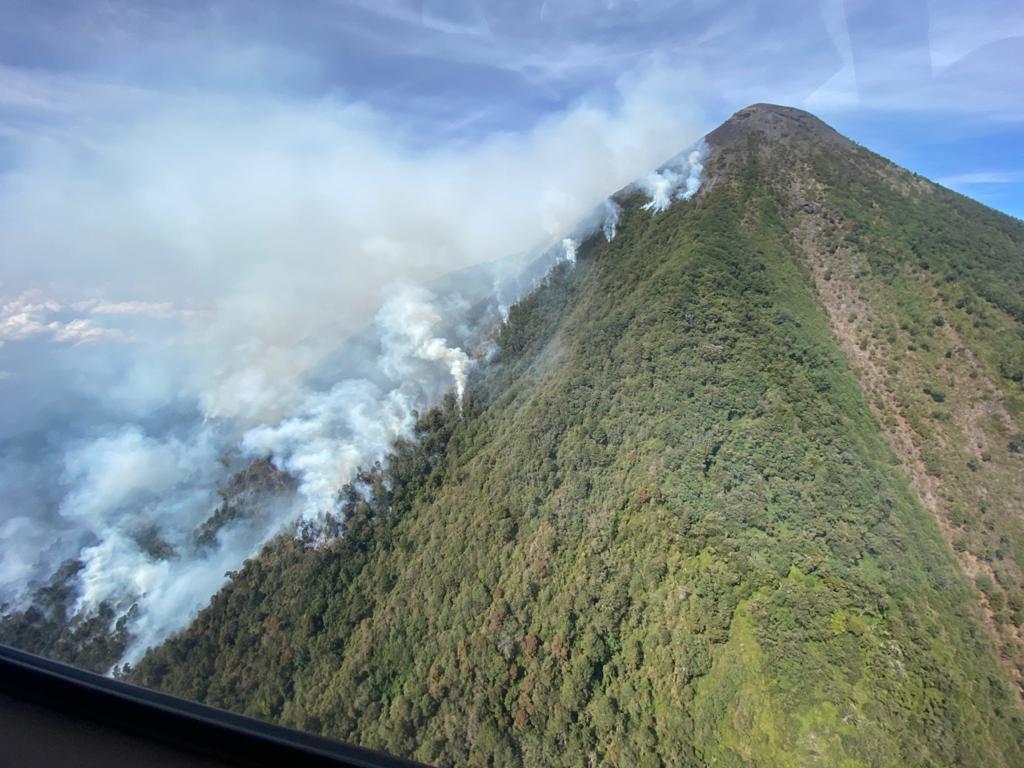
top-left (123, 106), bottom-right (1024, 766)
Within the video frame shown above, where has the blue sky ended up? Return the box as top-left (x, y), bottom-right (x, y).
top-left (0, 0), bottom-right (1022, 216)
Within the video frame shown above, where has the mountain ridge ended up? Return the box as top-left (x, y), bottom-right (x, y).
top-left (5, 103), bottom-right (1023, 766)
top-left (125, 104), bottom-right (1024, 766)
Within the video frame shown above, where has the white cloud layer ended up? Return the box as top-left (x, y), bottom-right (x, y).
top-left (0, 292), bottom-right (131, 347)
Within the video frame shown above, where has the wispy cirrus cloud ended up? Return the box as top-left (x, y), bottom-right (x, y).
top-left (938, 170), bottom-right (1024, 187)
top-left (1, 0), bottom-right (1021, 144)
top-left (72, 300), bottom-right (195, 319)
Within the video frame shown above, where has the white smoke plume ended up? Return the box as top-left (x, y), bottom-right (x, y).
top-left (560, 238), bottom-right (579, 266)
top-left (0, 60), bottom-right (706, 665)
top-left (602, 199), bottom-right (622, 241)
top-left (376, 288), bottom-right (473, 406)
top-left (9, 284), bottom-right (479, 663)
top-left (242, 286), bottom-right (469, 520)
top-left (640, 140), bottom-right (709, 214)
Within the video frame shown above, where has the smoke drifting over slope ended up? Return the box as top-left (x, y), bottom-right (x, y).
top-left (640, 143), bottom-right (708, 214)
top-left (0, 64), bottom-right (706, 665)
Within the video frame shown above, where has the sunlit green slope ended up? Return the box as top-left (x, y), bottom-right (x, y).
top-left (131, 105), bottom-right (1024, 767)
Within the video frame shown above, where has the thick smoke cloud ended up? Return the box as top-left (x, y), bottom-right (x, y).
top-left (0, 60), bottom-right (705, 665)
top-left (241, 287), bottom-right (470, 520)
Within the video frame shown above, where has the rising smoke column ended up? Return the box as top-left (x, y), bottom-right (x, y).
top-left (0, 94), bottom-right (706, 667)
top-left (243, 286), bottom-right (472, 521)
top-left (560, 238), bottom-right (579, 265)
top-left (639, 140), bottom-right (708, 214)
top-left (0, 283), bottom-right (478, 666)
top-left (376, 287), bottom-right (472, 405)
top-left (602, 199), bottom-right (622, 241)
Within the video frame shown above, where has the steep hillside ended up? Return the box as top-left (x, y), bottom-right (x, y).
top-left (130, 105), bottom-right (1024, 767)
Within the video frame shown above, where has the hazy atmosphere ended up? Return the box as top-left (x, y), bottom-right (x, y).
top-left (1, 0), bottom-right (1022, 667)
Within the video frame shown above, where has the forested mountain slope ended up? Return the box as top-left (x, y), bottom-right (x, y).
top-left (130, 105), bottom-right (1024, 767)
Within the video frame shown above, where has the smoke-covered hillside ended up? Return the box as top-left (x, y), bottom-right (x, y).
top-left (0, 107), bottom-right (708, 668)
top-left (123, 105), bottom-right (1024, 766)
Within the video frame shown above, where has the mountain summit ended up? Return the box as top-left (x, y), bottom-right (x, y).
top-left (59, 105), bottom-right (1024, 764)
top-left (707, 103), bottom-right (854, 149)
